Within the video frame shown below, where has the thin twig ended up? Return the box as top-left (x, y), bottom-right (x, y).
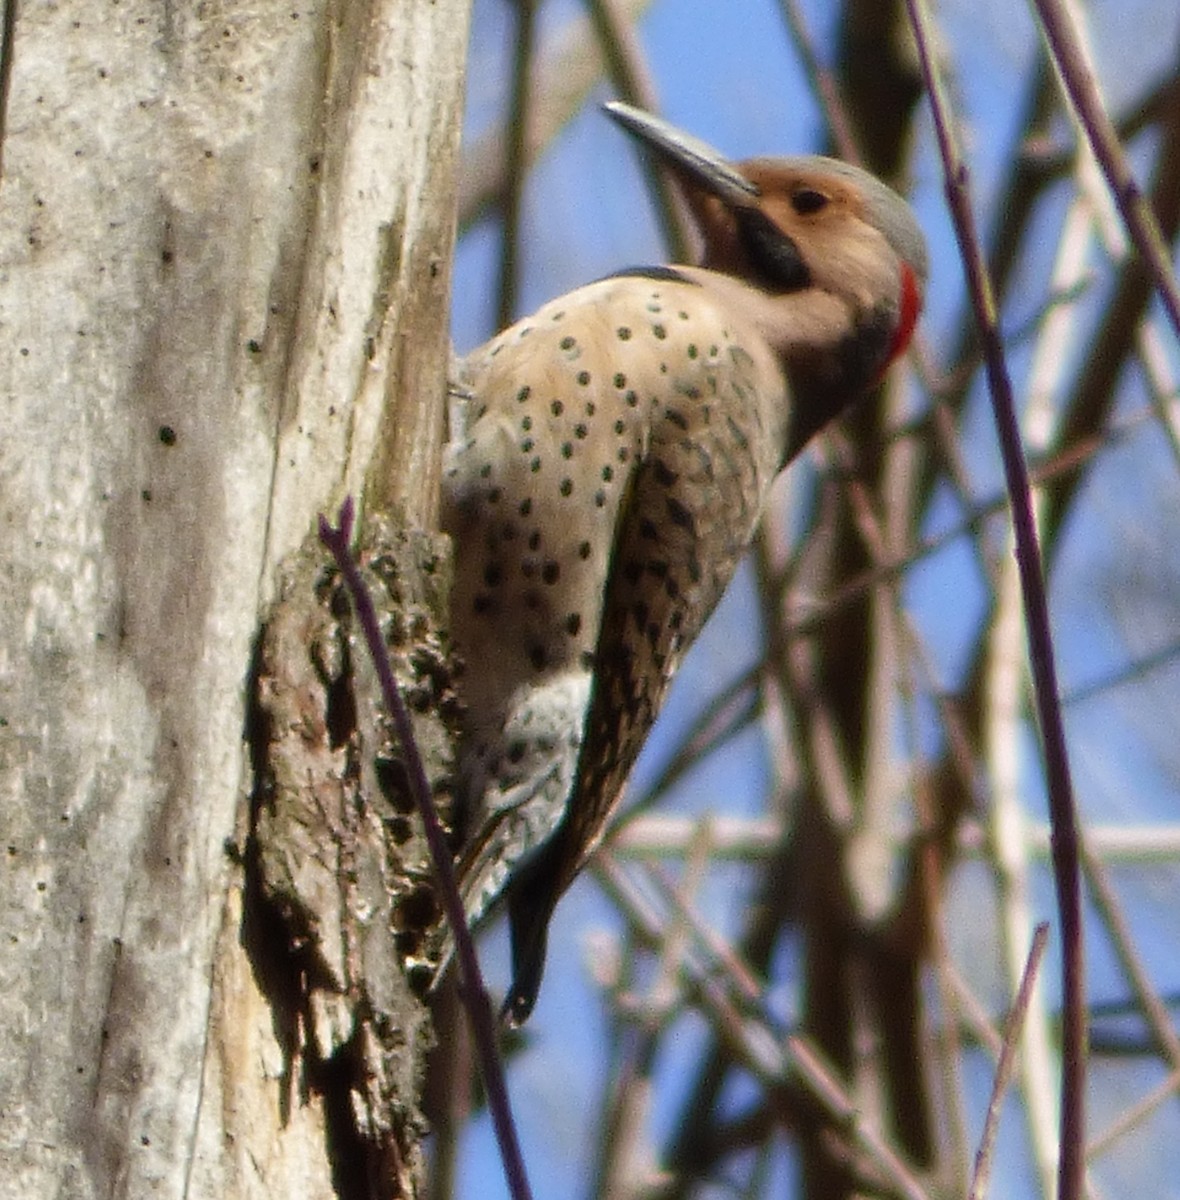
top-left (826, 423), bottom-right (966, 1178)
top-left (1032, 0), bottom-right (1180, 342)
top-left (1086, 1065), bottom-right (1180, 1160)
top-left (982, 56), bottom-right (1099, 1191)
top-left (970, 923), bottom-right (1051, 1200)
top-left (1061, 635), bottom-right (1180, 706)
top-left (1023, 77), bottom-right (1180, 182)
top-left (785, 1036), bottom-right (934, 1200)
top-left (943, 963), bottom-right (1007, 1059)
top-left (1137, 319), bottom-right (1180, 471)
top-left (903, 6), bottom-right (1088, 1200)
top-left (1080, 842), bottom-right (1180, 1065)
top-left (318, 499), bottom-right (533, 1200)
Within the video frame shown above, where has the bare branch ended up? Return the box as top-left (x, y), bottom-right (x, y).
top-left (903, 5), bottom-right (1088, 1198)
top-left (969, 924), bottom-right (1051, 1200)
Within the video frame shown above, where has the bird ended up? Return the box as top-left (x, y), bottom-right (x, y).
top-left (440, 101), bottom-right (927, 1026)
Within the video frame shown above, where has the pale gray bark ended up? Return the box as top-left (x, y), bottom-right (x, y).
top-left (0, 1), bottom-right (471, 1196)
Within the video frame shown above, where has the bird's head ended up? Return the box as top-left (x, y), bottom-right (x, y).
top-left (604, 101), bottom-right (928, 457)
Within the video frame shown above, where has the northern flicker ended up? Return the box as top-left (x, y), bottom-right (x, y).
top-left (441, 101), bottom-right (927, 1025)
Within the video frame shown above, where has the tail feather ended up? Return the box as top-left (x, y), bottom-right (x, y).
top-left (501, 835), bottom-right (565, 1027)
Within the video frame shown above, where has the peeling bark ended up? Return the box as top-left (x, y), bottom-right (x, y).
top-left (244, 515), bottom-right (459, 1197)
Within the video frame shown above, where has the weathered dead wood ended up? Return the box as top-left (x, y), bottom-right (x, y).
top-left (0, 2), bottom-right (471, 1196)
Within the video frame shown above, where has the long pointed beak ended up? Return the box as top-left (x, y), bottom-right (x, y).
top-left (603, 101), bottom-right (759, 208)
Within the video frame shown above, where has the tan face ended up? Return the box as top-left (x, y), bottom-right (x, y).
top-left (686, 159), bottom-right (907, 319)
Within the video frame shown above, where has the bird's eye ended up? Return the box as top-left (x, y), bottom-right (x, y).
top-left (791, 188), bottom-right (828, 215)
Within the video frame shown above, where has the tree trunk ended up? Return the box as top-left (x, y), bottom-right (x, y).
top-left (0, 1), bottom-right (471, 1196)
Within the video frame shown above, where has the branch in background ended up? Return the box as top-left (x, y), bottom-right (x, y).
top-left (457, 0), bottom-right (659, 234)
top-left (318, 500), bottom-right (533, 1200)
top-left (495, 0), bottom-right (537, 331)
top-left (837, 0), bottom-right (925, 178)
top-left (784, 1036), bottom-right (934, 1200)
top-left (586, 0), bottom-right (697, 261)
top-left (1033, 0), bottom-right (1180, 342)
top-left (595, 854), bottom-right (935, 1200)
top-left (775, 0), bottom-right (862, 162)
top-left (901, 6), bottom-right (1088, 1200)
top-left (969, 924), bottom-right (1050, 1200)
top-left (1042, 65), bottom-right (1180, 551)
top-left (1023, 75), bottom-right (1179, 181)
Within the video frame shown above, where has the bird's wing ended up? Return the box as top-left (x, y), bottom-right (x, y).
top-left (503, 351), bottom-right (785, 1023)
top-left (563, 368), bottom-right (776, 876)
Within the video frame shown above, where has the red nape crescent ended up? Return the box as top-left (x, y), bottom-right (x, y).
top-left (883, 260), bottom-right (923, 375)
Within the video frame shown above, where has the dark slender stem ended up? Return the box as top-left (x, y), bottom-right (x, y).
top-left (902, 7), bottom-right (1087, 1200)
top-left (319, 499), bottom-right (534, 1200)
top-left (1032, 0), bottom-right (1180, 342)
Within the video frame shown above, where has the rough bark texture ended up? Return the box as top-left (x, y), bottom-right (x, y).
top-left (0, 1), bottom-right (471, 1197)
